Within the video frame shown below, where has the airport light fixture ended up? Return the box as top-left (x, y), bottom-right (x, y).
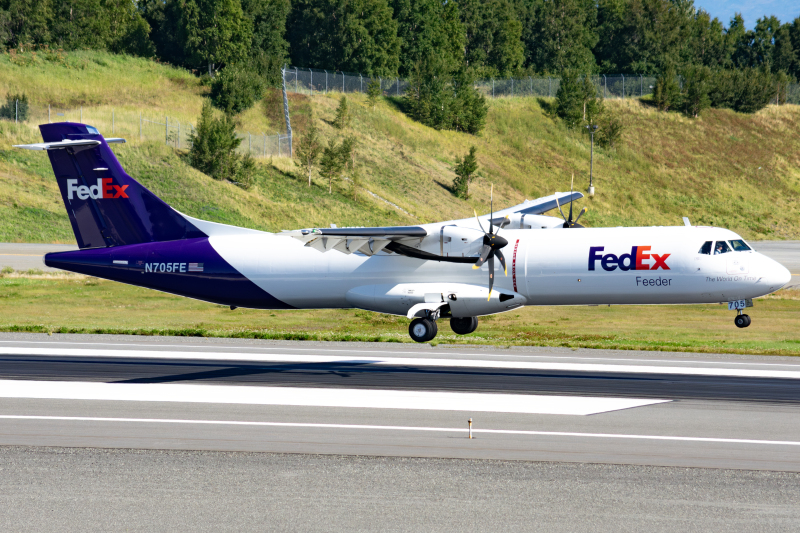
top-left (585, 124), bottom-right (599, 196)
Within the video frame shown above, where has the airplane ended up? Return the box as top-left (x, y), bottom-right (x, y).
top-left (15, 123), bottom-right (792, 342)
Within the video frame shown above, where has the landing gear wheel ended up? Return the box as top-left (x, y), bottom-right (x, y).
top-left (409, 318), bottom-right (437, 342)
top-left (735, 314), bottom-right (751, 328)
top-left (450, 316), bottom-right (479, 335)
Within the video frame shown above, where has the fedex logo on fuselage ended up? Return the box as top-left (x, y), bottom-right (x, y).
top-left (589, 246), bottom-right (670, 271)
top-left (67, 178), bottom-right (128, 200)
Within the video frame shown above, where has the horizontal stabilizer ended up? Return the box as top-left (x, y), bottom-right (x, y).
top-left (14, 139), bottom-right (101, 151)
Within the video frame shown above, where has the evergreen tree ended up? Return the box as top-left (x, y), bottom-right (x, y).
top-left (288, 0), bottom-right (400, 76)
top-left (333, 96), bottom-right (351, 130)
top-left (528, 0), bottom-right (598, 74)
top-left (555, 71), bottom-right (584, 128)
top-left (210, 64), bottom-right (265, 113)
top-left (689, 10), bottom-right (730, 68)
top-left (4, 0), bottom-right (52, 48)
top-left (391, 0), bottom-right (465, 76)
top-left (653, 65), bottom-right (681, 111)
top-left (772, 23), bottom-right (797, 75)
top-left (320, 138), bottom-right (345, 193)
top-left (789, 17), bottom-right (800, 79)
top-left (180, 0), bottom-right (252, 75)
top-left (296, 120), bottom-right (322, 186)
top-left (593, 0), bottom-right (627, 72)
top-left (140, 0), bottom-right (186, 65)
top-left (460, 0), bottom-right (524, 77)
top-left (453, 146), bottom-right (478, 199)
top-left (681, 64), bottom-right (711, 117)
top-left (241, 0), bottom-right (290, 86)
top-left (188, 100), bottom-right (253, 187)
top-left (367, 78), bottom-right (381, 107)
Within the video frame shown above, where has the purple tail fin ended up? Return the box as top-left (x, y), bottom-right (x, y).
top-left (40, 122), bottom-right (204, 249)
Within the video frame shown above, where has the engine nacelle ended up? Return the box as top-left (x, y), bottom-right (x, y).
top-left (346, 283), bottom-right (527, 317)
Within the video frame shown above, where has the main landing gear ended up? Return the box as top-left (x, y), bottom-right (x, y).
top-left (408, 314), bottom-right (480, 342)
top-left (734, 311), bottom-right (751, 328)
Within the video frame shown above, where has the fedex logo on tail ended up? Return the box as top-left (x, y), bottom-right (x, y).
top-left (589, 246), bottom-right (670, 271)
top-left (67, 178), bottom-right (128, 200)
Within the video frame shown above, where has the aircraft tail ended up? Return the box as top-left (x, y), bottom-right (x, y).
top-left (27, 122), bottom-right (204, 249)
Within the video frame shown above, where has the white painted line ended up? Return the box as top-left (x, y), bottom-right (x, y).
top-left (3, 346), bottom-right (800, 379)
top-left (4, 340), bottom-right (800, 368)
top-left (0, 380), bottom-right (667, 416)
top-left (2, 415), bottom-right (798, 447)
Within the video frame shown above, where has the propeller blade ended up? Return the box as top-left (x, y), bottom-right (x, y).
top-left (573, 206), bottom-right (588, 226)
top-left (474, 209), bottom-right (487, 234)
top-left (495, 249), bottom-right (507, 276)
top-left (473, 243), bottom-right (492, 269)
top-left (490, 183), bottom-right (494, 234)
top-left (568, 174), bottom-right (574, 223)
top-left (487, 253), bottom-right (495, 300)
top-left (555, 196), bottom-right (568, 223)
top-left (494, 215), bottom-right (510, 237)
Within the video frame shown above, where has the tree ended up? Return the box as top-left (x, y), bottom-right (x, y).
top-left (391, 0), bottom-right (465, 76)
top-left (339, 135), bottom-right (357, 170)
top-left (653, 65), bottom-right (681, 111)
top-left (180, 0), bottom-right (252, 75)
top-left (681, 64), bottom-right (711, 117)
top-left (555, 71), bottom-right (584, 128)
top-left (296, 121), bottom-right (322, 186)
top-left (288, 0), bottom-right (400, 76)
top-left (320, 139), bottom-right (345, 193)
top-left (773, 23), bottom-right (797, 75)
top-left (241, 0), bottom-right (290, 86)
top-left (580, 74), bottom-right (602, 122)
top-left (188, 100), bottom-right (254, 188)
top-left (453, 146), bottom-right (478, 199)
top-left (596, 113), bottom-right (623, 149)
top-left (4, 0), bottom-right (52, 48)
top-left (527, 0), bottom-right (598, 74)
top-left (333, 96), bottom-right (351, 130)
top-left (367, 78), bottom-right (381, 107)
top-left (460, 0), bottom-right (524, 77)
top-left (210, 64), bottom-right (265, 114)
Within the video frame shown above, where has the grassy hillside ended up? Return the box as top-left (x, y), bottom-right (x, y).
top-left (1, 49), bottom-right (799, 243)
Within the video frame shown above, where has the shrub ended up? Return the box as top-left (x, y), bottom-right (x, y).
top-left (681, 65), bottom-right (712, 118)
top-left (295, 120), bottom-right (322, 186)
top-left (210, 65), bottom-right (265, 114)
top-left (320, 139), bottom-right (345, 193)
top-left (555, 72), bottom-right (583, 128)
top-left (0, 93), bottom-right (29, 122)
top-left (453, 146), bottom-right (478, 199)
top-left (188, 101), bottom-right (254, 189)
top-left (596, 113), bottom-right (623, 149)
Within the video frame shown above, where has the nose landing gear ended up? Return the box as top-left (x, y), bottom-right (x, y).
top-left (734, 311), bottom-right (751, 328)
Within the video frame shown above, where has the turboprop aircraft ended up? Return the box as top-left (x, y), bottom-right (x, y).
top-left (16, 123), bottom-right (792, 342)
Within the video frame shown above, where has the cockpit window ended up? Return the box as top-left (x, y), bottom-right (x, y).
top-left (698, 241), bottom-right (712, 255)
top-left (713, 241), bottom-right (731, 255)
top-left (86, 126), bottom-right (99, 135)
top-left (729, 239), bottom-right (752, 252)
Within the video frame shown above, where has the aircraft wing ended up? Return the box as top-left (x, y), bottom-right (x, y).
top-left (281, 226), bottom-right (429, 256)
top-left (489, 191), bottom-right (584, 218)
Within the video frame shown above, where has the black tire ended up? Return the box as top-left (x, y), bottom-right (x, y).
top-left (450, 316), bottom-right (478, 335)
top-left (742, 314), bottom-right (751, 327)
top-left (734, 314), bottom-right (749, 328)
top-left (409, 318), bottom-right (437, 342)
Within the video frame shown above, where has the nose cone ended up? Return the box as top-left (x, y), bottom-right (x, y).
top-left (766, 258), bottom-right (792, 291)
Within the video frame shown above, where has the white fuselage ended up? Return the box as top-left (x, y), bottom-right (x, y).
top-left (209, 225), bottom-right (791, 314)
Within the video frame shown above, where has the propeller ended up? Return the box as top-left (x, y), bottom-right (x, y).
top-left (473, 184), bottom-right (509, 300)
top-left (555, 174), bottom-right (588, 228)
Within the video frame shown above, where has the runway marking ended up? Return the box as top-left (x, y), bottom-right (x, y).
top-left (3, 340), bottom-right (800, 368)
top-left (2, 415), bottom-right (799, 447)
top-left (0, 380), bottom-right (667, 416)
top-left (3, 347), bottom-right (800, 379)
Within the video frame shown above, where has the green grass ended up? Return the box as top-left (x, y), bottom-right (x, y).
top-left (2, 274), bottom-right (799, 355)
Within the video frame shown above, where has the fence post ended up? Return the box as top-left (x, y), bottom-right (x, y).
top-left (281, 65), bottom-right (293, 157)
top-left (530, 76), bottom-right (532, 95)
top-left (397, 78), bottom-right (399, 96)
top-left (548, 77), bottom-right (551, 98)
top-left (165, 116), bottom-right (168, 144)
top-left (295, 66), bottom-right (298, 94)
top-left (603, 75), bottom-right (607, 98)
top-left (310, 69), bottom-right (313, 96)
top-left (640, 75), bottom-right (643, 97)
top-left (360, 74), bottom-right (363, 93)
top-left (622, 74), bottom-right (625, 98)
top-left (324, 70), bottom-right (328, 94)
top-left (177, 122), bottom-right (180, 149)
top-left (15, 99), bottom-right (17, 123)
top-left (492, 78), bottom-right (494, 98)
top-left (342, 72), bottom-right (345, 93)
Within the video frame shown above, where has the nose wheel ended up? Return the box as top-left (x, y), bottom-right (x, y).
top-left (734, 312), bottom-right (751, 328)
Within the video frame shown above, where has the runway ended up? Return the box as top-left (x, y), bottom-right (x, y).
top-left (1, 333), bottom-right (799, 472)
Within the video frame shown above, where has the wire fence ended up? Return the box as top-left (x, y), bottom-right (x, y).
top-left (283, 66), bottom-right (800, 104)
top-left (2, 102), bottom-right (290, 158)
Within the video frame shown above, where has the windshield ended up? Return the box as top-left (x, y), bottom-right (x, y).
top-left (729, 239), bottom-right (752, 252)
top-left (713, 241), bottom-right (731, 255)
top-left (698, 241), bottom-right (712, 255)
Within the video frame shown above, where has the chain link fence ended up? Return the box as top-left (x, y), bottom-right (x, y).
top-left (2, 102), bottom-right (290, 158)
top-left (283, 66), bottom-right (800, 104)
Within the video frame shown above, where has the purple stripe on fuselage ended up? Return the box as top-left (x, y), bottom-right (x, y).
top-left (44, 238), bottom-right (293, 310)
